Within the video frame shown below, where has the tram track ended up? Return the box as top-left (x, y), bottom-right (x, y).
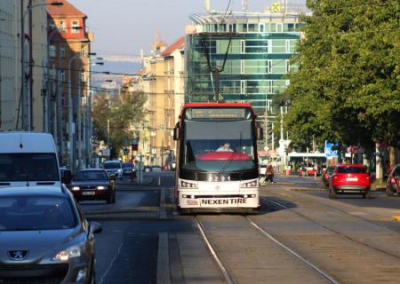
top-left (193, 215), bottom-right (338, 284)
top-left (262, 190), bottom-right (400, 261)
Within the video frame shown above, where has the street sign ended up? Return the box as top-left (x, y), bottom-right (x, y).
top-left (324, 141), bottom-right (338, 157)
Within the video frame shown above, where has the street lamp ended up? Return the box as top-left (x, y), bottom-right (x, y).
top-left (68, 51), bottom-right (97, 171)
top-left (20, 1), bottom-right (63, 131)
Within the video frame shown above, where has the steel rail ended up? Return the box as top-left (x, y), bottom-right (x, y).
top-left (194, 217), bottom-right (235, 284)
top-left (245, 216), bottom-right (339, 284)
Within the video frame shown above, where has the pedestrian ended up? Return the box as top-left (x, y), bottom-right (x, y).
top-left (313, 163), bottom-right (319, 180)
top-left (265, 163), bottom-right (275, 184)
top-left (301, 162), bottom-right (306, 177)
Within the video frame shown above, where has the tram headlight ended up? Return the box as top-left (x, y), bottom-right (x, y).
top-left (240, 179), bottom-right (258, 188)
top-left (179, 180), bottom-right (198, 189)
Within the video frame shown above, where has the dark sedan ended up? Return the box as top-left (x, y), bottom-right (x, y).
top-left (0, 186), bottom-right (102, 283)
top-left (70, 169), bottom-right (115, 204)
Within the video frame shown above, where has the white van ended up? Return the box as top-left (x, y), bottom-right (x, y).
top-left (0, 132), bottom-right (64, 188)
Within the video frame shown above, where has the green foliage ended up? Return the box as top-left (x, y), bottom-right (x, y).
top-left (284, 0), bottom-right (400, 151)
top-left (92, 90), bottom-right (146, 158)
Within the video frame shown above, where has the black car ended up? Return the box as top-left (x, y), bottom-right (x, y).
top-left (321, 166), bottom-right (335, 187)
top-left (0, 186), bottom-right (102, 283)
top-left (70, 169), bottom-right (115, 203)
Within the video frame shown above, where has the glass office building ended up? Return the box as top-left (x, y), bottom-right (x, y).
top-left (185, 11), bottom-right (303, 117)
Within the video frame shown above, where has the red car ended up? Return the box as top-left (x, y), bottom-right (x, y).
top-left (328, 164), bottom-right (371, 199)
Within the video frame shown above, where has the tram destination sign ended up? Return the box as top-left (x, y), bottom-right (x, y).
top-left (191, 108), bottom-right (246, 119)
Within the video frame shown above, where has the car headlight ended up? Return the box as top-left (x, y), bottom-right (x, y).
top-left (179, 180), bottom-right (198, 189)
top-left (240, 179), bottom-right (258, 188)
top-left (53, 244), bottom-right (83, 262)
top-left (97, 186), bottom-right (106, 190)
top-left (71, 186), bottom-right (80, 191)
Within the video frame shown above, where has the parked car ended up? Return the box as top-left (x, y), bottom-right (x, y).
top-left (0, 132), bottom-right (62, 188)
top-left (102, 160), bottom-right (123, 180)
top-left (386, 164), bottom-right (400, 196)
top-left (328, 164), bottom-right (371, 199)
top-left (69, 169), bottom-right (116, 204)
top-left (143, 165), bottom-right (162, 172)
top-left (321, 166), bottom-right (336, 187)
top-left (0, 186), bottom-right (102, 283)
top-left (122, 162), bottom-right (134, 175)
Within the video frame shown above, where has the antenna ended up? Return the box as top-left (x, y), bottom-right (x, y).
top-left (205, 0), bottom-right (211, 13)
top-left (242, 0), bottom-right (248, 12)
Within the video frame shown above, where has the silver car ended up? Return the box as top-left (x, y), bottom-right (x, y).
top-left (0, 186), bottom-right (102, 283)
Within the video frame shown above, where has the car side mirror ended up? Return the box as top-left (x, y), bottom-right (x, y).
top-left (173, 126), bottom-right (180, 140)
top-left (90, 221), bottom-right (103, 234)
top-left (62, 170), bottom-right (72, 184)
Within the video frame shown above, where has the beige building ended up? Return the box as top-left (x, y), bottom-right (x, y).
top-left (0, 1), bottom-right (20, 131)
top-left (138, 36), bottom-right (185, 167)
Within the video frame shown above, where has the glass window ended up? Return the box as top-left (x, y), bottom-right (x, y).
top-left (0, 153), bottom-right (59, 182)
top-left (337, 166), bottom-right (367, 174)
top-left (60, 46), bottom-right (65, 58)
top-left (60, 70), bottom-right (65, 82)
top-left (49, 45), bottom-right (56, 57)
top-left (74, 170), bottom-right (108, 181)
top-left (182, 120), bottom-right (256, 172)
top-left (0, 196), bottom-right (76, 231)
top-left (248, 24), bottom-right (257, 32)
top-left (71, 20), bottom-right (80, 33)
top-left (59, 20), bottom-right (65, 31)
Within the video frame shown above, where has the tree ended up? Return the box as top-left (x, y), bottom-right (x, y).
top-left (283, 0), bottom-right (400, 154)
top-left (93, 89), bottom-right (146, 158)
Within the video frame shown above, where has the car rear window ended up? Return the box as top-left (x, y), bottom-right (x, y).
top-left (337, 167), bottom-right (366, 174)
top-left (0, 196), bottom-right (77, 231)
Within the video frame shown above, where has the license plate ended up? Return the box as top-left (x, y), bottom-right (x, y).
top-left (346, 177), bottom-right (358, 182)
top-left (82, 191), bottom-right (95, 196)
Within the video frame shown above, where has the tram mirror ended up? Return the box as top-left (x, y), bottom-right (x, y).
top-left (257, 127), bottom-right (263, 140)
top-left (173, 126), bottom-right (180, 140)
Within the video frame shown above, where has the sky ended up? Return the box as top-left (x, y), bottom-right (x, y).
top-left (68, 0), bottom-right (307, 61)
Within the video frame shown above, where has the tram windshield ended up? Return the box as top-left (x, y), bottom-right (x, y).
top-left (181, 119), bottom-right (256, 173)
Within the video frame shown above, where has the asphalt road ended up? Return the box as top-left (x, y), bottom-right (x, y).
top-left (79, 172), bottom-right (400, 284)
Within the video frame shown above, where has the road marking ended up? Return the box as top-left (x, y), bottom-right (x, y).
top-left (160, 188), bottom-right (167, 219)
top-left (157, 233), bottom-right (171, 284)
top-left (349, 212), bottom-right (367, 216)
top-left (99, 242), bottom-right (123, 284)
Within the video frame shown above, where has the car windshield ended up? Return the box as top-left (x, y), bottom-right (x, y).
top-left (0, 153), bottom-right (59, 182)
top-left (103, 162), bottom-right (120, 169)
top-left (73, 171), bottom-right (108, 181)
top-left (0, 196), bottom-right (76, 231)
top-left (122, 164), bottom-right (132, 169)
top-left (337, 167), bottom-right (367, 174)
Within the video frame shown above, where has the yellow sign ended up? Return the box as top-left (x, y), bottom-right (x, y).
top-left (271, 2), bottom-right (281, 13)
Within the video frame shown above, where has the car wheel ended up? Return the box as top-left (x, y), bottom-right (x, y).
top-left (363, 191), bottom-right (371, 199)
top-left (328, 189), bottom-right (337, 199)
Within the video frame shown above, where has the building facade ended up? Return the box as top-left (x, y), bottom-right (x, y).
top-left (138, 36), bottom-right (185, 167)
top-left (185, 6), bottom-right (303, 150)
top-left (0, 1), bottom-right (20, 131)
top-left (47, 0), bottom-right (93, 168)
